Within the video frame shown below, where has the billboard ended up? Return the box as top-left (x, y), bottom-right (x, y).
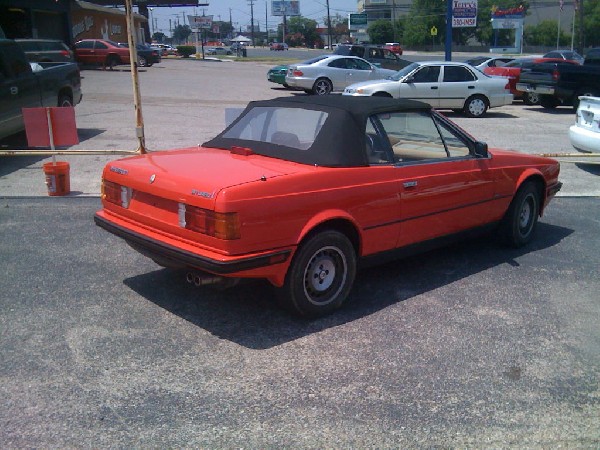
top-left (452, 0), bottom-right (477, 27)
top-left (271, 1), bottom-right (300, 17)
top-left (188, 15), bottom-right (213, 30)
top-left (348, 13), bottom-right (368, 31)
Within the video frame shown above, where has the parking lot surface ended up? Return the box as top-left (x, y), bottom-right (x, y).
top-left (1, 58), bottom-right (599, 447)
top-left (0, 57), bottom-right (599, 197)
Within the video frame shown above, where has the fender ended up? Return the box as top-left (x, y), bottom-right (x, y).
top-left (296, 209), bottom-right (362, 250)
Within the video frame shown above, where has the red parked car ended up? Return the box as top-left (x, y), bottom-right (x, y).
top-left (95, 96), bottom-right (561, 317)
top-left (484, 57), bottom-right (579, 105)
top-left (74, 39), bottom-right (132, 69)
top-left (384, 42), bottom-right (403, 55)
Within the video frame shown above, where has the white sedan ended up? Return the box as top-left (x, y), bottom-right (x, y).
top-left (343, 61), bottom-right (513, 117)
top-left (569, 96), bottom-right (600, 153)
top-left (285, 55), bottom-right (397, 95)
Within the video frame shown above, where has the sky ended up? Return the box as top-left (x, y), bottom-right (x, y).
top-left (146, 1), bottom-right (358, 35)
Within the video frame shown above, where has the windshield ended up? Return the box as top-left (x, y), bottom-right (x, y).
top-left (388, 62), bottom-right (420, 81)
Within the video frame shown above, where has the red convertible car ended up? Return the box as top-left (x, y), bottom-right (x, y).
top-left (95, 96), bottom-right (562, 317)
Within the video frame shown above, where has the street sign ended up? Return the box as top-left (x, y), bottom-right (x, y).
top-left (452, 0), bottom-right (477, 27)
top-left (430, 26), bottom-right (438, 36)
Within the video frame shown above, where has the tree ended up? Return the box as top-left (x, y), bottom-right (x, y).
top-left (152, 32), bottom-right (166, 43)
top-left (582, 0), bottom-right (600, 47)
top-left (172, 24), bottom-right (191, 44)
top-left (399, 0), bottom-right (446, 46)
top-left (323, 13), bottom-right (350, 44)
top-left (368, 20), bottom-right (394, 44)
top-left (524, 20), bottom-right (570, 46)
top-left (286, 16), bottom-right (319, 47)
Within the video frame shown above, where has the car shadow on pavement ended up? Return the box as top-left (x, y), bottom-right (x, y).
top-left (123, 221), bottom-right (573, 349)
top-left (575, 162), bottom-right (600, 175)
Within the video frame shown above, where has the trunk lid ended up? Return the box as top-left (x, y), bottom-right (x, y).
top-left (103, 146), bottom-right (307, 208)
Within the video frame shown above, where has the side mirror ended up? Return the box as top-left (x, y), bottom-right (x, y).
top-left (404, 76), bottom-right (415, 83)
top-left (474, 141), bottom-right (489, 158)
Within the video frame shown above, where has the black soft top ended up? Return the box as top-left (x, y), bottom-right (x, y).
top-left (203, 96), bottom-right (431, 167)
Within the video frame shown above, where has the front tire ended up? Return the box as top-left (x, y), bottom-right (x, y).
top-left (499, 181), bottom-right (541, 248)
top-left (278, 230), bottom-right (356, 317)
top-left (312, 78), bottom-right (333, 95)
top-left (463, 95), bottom-right (488, 117)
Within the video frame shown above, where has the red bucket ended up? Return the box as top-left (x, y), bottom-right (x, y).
top-left (43, 161), bottom-right (70, 196)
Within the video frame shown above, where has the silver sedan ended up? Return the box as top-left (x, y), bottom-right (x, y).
top-left (343, 61), bottom-right (513, 117)
top-left (285, 55), bottom-right (397, 95)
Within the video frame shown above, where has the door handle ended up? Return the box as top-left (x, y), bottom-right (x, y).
top-left (468, 86), bottom-right (475, 89)
top-left (431, 86), bottom-right (438, 90)
top-left (403, 181), bottom-right (418, 188)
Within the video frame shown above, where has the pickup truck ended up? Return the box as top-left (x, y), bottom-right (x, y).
top-left (0, 39), bottom-right (82, 140)
top-left (516, 58), bottom-right (600, 109)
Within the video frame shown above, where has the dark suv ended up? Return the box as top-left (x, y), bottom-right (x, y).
top-left (14, 38), bottom-right (73, 62)
top-left (333, 44), bottom-right (410, 70)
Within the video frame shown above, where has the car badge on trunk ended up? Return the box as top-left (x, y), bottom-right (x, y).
top-left (149, 174), bottom-right (156, 183)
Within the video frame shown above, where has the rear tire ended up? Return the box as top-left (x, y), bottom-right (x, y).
top-left (278, 230), bottom-right (356, 317)
top-left (463, 95), bottom-right (488, 117)
top-left (105, 56), bottom-right (119, 70)
top-left (312, 78), bottom-right (333, 95)
top-left (57, 94), bottom-right (73, 107)
top-left (522, 92), bottom-right (540, 106)
top-left (499, 181), bottom-right (541, 248)
top-left (540, 95), bottom-right (559, 109)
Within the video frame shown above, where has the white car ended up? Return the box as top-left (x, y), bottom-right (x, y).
top-left (343, 61), bottom-right (513, 117)
top-left (285, 55), bottom-right (397, 95)
top-left (464, 56), bottom-right (515, 70)
top-left (569, 96), bottom-right (600, 153)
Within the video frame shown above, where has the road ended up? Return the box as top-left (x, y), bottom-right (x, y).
top-left (0, 56), bottom-right (599, 447)
top-left (1, 196), bottom-right (598, 446)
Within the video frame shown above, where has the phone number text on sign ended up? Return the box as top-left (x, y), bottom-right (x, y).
top-left (452, 17), bottom-right (477, 27)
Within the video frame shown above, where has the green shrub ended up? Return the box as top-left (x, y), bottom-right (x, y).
top-left (177, 45), bottom-right (196, 58)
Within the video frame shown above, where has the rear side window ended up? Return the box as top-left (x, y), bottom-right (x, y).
top-left (16, 41), bottom-right (39, 51)
top-left (223, 106), bottom-right (328, 150)
top-left (75, 41), bottom-right (94, 49)
top-left (443, 66), bottom-right (476, 82)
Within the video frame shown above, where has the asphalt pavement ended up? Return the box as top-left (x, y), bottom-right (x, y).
top-left (0, 56), bottom-right (599, 447)
top-left (0, 196), bottom-right (598, 446)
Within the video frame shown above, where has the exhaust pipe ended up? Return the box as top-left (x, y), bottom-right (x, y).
top-left (185, 271), bottom-right (239, 288)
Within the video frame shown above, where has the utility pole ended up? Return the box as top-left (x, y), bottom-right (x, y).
top-left (326, 0), bottom-right (332, 49)
top-left (249, 0), bottom-right (255, 46)
top-left (265, 1), bottom-right (268, 43)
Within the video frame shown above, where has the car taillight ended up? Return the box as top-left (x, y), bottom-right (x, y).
top-left (102, 180), bottom-right (132, 208)
top-left (292, 70), bottom-right (303, 77)
top-left (60, 50), bottom-right (70, 58)
top-left (552, 68), bottom-right (560, 81)
top-left (178, 203), bottom-right (240, 240)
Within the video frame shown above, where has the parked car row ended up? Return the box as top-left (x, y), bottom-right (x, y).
top-left (69, 39), bottom-right (161, 69)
